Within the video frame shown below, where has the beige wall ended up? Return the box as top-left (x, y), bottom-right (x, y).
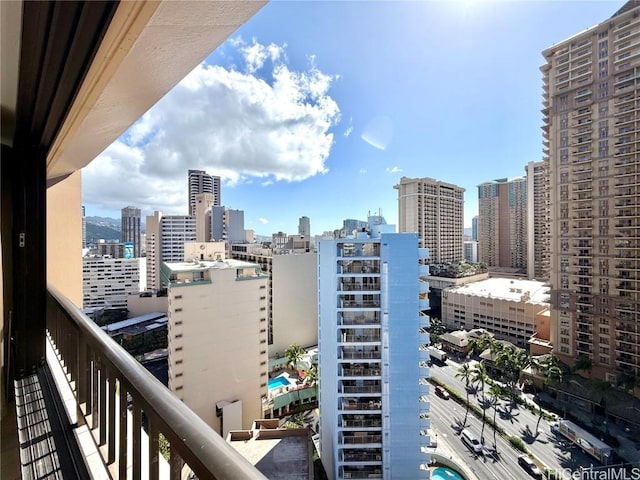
top-left (167, 268), bottom-right (268, 435)
top-left (126, 294), bottom-right (169, 317)
top-left (442, 289), bottom-right (547, 349)
top-left (270, 253), bottom-right (318, 356)
top-left (47, 171), bottom-right (82, 306)
top-left (183, 242), bottom-right (225, 262)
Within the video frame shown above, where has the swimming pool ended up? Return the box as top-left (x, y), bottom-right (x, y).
top-left (431, 466), bottom-right (464, 480)
top-left (268, 376), bottom-right (291, 389)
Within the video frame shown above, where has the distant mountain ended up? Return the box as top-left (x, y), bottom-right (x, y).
top-left (86, 216), bottom-right (120, 229)
top-left (86, 222), bottom-right (121, 243)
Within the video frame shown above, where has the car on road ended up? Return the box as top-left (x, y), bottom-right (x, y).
top-left (461, 429), bottom-right (483, 454)
top-left (518, 454), bottom-right (543, 479)
top-left (549, 422), bottom-right (559, 434)
top-left (434, 385), bottom-right (450, 399)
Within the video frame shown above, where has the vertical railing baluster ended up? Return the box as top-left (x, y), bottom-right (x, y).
top-left (99, 363), bottom-right (107, 446)
top-left (170, 446), bottom-right (183, 480)
top-left (86, 349), bottom-right (94, 419)
top-left (132, 400), bottom-right (142, 480)
top-left (148, 419), bottom-right (159, 480)
top-left (108, 370), bottom-right (116, 464)
top-left (77, 337), bottom-right (87, 426)
top-left (92, 354), bottom-right (100, 430)
top-left (118, 382), bottom-right (128, 480)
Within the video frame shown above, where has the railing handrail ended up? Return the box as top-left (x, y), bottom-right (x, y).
top-left (47, 284), bottom-right (268, 480)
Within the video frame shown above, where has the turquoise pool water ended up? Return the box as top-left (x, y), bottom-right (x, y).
top-left (268, 376), bottom-right (290, 389)
top-left (432, 467), bottom-right (464, 480)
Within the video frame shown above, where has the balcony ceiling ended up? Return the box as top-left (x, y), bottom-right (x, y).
top-left (0, 0), bottom-right (266, 182)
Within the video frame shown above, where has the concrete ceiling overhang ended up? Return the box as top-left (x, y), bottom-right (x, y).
top-left (1, 0), bottom-right (266, 181)
top-left (47, 0), bottom-right (267, 181)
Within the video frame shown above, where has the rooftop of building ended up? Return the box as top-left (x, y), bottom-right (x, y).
top-left (447, 277), bottom-right (550, 304)
top-left (227, 420), bottom-right (311, 480)
top-left (163, 258), bottom-right (261, 273)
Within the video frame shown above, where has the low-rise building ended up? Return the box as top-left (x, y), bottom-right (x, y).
top-left (227, 419), bottom-right (313, 480)
top-left (441, 277), bottom-right (549, 349)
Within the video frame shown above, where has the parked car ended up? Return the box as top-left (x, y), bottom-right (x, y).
top-left (518, 455), bottom-right (543, 479)
top-left (434, 385), bottom-right (450, 400)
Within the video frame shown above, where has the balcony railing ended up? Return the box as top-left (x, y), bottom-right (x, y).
top-left (46, 285), bottom-right (267, 480)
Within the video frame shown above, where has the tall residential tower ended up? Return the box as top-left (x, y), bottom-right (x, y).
top-left (188, 169), bottom-right (221, 216)
top-left (121, 206), bottom-right (141, 258)
top-left (477, 177), bottom-right (528, 271)
top-left (543, 0), bottom-right (640, 380)
top-left (395, 176), bottom-right (465, 263)
top-left (318, 217), bottom-right (430, 480)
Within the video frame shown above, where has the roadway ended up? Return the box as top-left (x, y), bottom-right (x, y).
top-left (430, 358), bottom-right (597, 475)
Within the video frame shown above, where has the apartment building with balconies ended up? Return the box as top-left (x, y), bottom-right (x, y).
top-left (477, 177), bottom-right (528, 272)
top-left (395, 176), bottom-right (465, 264)
top-left (318, 217), bottom-right (430, 480)
top-left (526, 161), bottom-right (551, 280)
top-left (543, 0), bottom-right (640, 381)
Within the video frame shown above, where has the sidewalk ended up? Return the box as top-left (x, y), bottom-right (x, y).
top-left (537, 392), bottom-right (640, 465)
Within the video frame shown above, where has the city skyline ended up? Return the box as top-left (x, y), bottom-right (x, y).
top-left (82, 2), bottom-right (619, 234)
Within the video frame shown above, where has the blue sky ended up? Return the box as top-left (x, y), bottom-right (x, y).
top-left (83, 1), bottom-right (621, 235)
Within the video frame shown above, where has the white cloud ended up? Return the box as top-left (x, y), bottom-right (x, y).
top-left (386, 166), bottom-right (402, 173)
top-left (259, 218), bottom-right (269, 224)
top-left (359, 168), bottom-right (367, 174)
top-left (83, 38), bottom-right (340, 215)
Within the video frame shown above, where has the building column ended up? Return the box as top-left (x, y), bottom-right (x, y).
top-left (11, 145), bottom-right (47, 376)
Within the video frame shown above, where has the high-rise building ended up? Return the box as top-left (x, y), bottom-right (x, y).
top-left (298, 216), bottom-right (310, 237)
top-left (194, 193), bottom-right (214, 242)
top-left (318, 216), bottom-right (430, 480)
top-left (477, 177), bottom-right (528, 271)
top-left (230, 243), bottom-right (318, 352)
top-left (163, 259), bottom-right (268, 436)
top-left (543, 1), bottom-right (640, 381)
top-left (188, 169), bottom-right (221, 216)
top-left (471, 215), bottom-right (478, 242)
top-left (81, 205), bottom-right (87, 249)
top-left (121, 206), bottom-right (141, 258)
top-left (526, 161), bottom-right (550, 280)
top-left (464, 240), bottom-right (478, 263)
top-left (395, 176), bottom-right (465, 263)
top-left (211, 206), bottom-right (245, 243)
top-left (145, 211), bottom-right (196, 291)
top-left (83, 256), bottom-right (139, 309)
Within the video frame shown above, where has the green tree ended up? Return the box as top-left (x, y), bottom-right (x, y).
top-left (456, 363), bottom-right (473, 426)
top-left (573, 354), bottom-right (593, 378)
top-left (533, 356), bottom-right (563, 434)
top-left (305, 364), bottom-right (319, 391)
top-left (428, 317), bottom-right (446, 345)
top-left (285, 343), bottom-right (306, 371)
top-left (472, 362), bottom-right (489, 442)
top-left (487, 384), bottom-right (502, 451)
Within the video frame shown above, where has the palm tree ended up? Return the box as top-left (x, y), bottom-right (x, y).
top-left (468, 334), bottom-right (491, 357)
top-left (472, 362), bottom-right (489, 442)
top-left (573, 354), bottom-right (593, 378)
top-left (285, 343), bottom-right (306, 372)
top-left (487, 384), bottom-right (502, 451)
top-left (534, 357), bottom-right (563, 434)
top-left (456, 363), bottom-right (473, 426)
top-left (592, 379), bottom-right (613, 432)
top-left (305, 364), bottom-right (319, 389)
